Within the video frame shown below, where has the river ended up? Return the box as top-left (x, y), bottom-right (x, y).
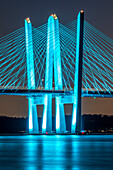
top-left (0, 135), bottom-right (113, 169)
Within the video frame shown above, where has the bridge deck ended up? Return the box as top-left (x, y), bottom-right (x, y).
top-left (0, 89), bottom-right (113, 98)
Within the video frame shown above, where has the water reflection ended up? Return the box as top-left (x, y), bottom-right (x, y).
top-left (0, 135), bottom-right (113, 169)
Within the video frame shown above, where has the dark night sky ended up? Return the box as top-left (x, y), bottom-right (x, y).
top-left (0, 0), bottom-right (113, 38)
top-left (0, 0), bottom-right (113, 117)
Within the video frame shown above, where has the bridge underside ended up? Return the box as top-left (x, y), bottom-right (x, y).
top-left (0, 89), bottom-right (113, 134)
top-left (0, 89), bottom-right (113, 98)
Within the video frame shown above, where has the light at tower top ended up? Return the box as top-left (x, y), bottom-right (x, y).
top-left (51, 14), bottom-right (57, 19)
top-left (26, 18), bottom-right (31, 23)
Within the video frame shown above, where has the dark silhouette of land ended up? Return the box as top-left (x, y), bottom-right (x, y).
top-left (0, 114), bottom-right (113, 133)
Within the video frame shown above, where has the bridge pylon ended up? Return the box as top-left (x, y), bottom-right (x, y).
top-left (42, 14), bottom-right (66, 133)
top-left (42, 16), bottom-right (54, 133)
top-left (54, 16), bottom-right (66, 133)
top-left (71, 11), bottom-right (84, 134)
top-left (25, 18), bottom-right (39, 133)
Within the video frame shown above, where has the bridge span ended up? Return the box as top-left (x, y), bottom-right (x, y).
top-left (0, 11), bottom-right (113, 134)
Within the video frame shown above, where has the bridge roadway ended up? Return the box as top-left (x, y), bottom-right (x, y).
top-left (0, 89), bottom-right (113, 98)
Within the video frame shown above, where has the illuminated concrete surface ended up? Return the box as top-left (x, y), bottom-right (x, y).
top-left (25, 18), bottom-right (38, 133)
top-left (0, 135), bottom-right (113, 169)
top-left (71, 11), bottom-right (84, 134)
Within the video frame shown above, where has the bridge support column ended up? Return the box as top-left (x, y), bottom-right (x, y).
top-left (54, 17), bottom-right (66, 133)
top-left (42, 16), bottom-right (54, 133)
top-left (71, 11), bottom-right (84, 134)
top-left (25, 18), bottom-right (38, 133)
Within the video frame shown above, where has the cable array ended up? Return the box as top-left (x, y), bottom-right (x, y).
top-left (83, 21), bottom-right (113, 92)
top-left (32, 24), bottom-right (47, 89)
top-left (0, 27), bottom-right (27, 90)
top-left (0, 19), bottom-right (113, 94)
top-left (60, 20), bottom-right (113, 92)
top-left (59, 23), bottom-right (76, 90)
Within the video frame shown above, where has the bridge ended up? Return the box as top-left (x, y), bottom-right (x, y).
top-left (0, 11), bottom-right (113, 134)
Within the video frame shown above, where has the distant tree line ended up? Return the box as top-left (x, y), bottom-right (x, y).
top-left (0, 114), bottom-right (113, 133)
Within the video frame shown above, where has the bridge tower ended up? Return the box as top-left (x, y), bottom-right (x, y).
top-left (54, 15), bottom-right (66, 133)
top-left (42, 15), bottom-right (54, 133)
top-left (71, 11), bottom-right (84, 134)
top-left (42, 14), bottom-right (66, 133)
top-left (25, 18), bottom-right (39, 133)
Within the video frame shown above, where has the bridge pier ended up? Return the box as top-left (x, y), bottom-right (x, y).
top-left (28, 98), bottom-right (38, 133)
top-left (25, 18), bottom-right (39, 133)
top-left (71, 11), bottom-right (84, 134)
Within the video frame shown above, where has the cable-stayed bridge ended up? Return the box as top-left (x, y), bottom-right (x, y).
top-left (0, 11), bottom-right (113, 134)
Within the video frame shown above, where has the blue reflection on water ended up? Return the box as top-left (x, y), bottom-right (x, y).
top-left (0, 135), bottom-right (113, 169)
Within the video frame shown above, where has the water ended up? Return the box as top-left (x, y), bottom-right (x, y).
top-left (0, 135), bottom-right (113, 169)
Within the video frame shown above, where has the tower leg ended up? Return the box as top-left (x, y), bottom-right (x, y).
top-left (42, 94), bottom-right (52, 133)
top-left (42, 16), bottom-right (54, 133)
top-left (55, 97), bottom-right (66, 133)
top-left (71, 11), bottom-right (84, 134)
top-left (28, 98), bottom-right (38, 133)
top-left (54, 17), bottom-right (66, 133)
top-left (25, 18), bottom-right (39, 133)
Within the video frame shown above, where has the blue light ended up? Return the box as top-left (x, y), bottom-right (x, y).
top-left (72, 104), bottom-right (77, 126)
top-left (28, 98), bottom-right (33, 131)
top-left (25, 18), bottom-right (38, 133)
top-left (42, 95), bottom-right (47, 131)
top-left (54, 17), bottom-right (66, 133)
top-left (56, 97), bottom-right (60, 131)
top-left (71, 11), bottom-right (84, 133)
top-left (0, 13), bottom-right (113, 93)
top-left (42, 16), bottom-right (54, 133)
